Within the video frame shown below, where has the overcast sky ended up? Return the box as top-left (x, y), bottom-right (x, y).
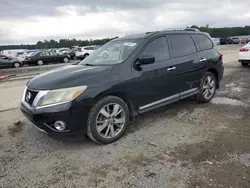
top-left (1, 0), bottom-right (250, 45)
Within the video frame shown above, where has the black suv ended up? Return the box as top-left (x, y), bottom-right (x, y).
top-left (21, 30), bottom-right (224, 144)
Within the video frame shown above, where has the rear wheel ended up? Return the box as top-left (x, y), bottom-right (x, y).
top-left (87, 96), bottom-right (130, 144)
top-left (241, 62), bottom-right (249, 67)
top-left (37, 60), bottom-right (43, 66)
top-left (63, 57), bottom-right (69, 63)
top-left (13, 62), bottom-right (21, 68)
top-left (197, 72), bottom-right (216, 103)
top-left (83, 54), bottom-right (89, 59)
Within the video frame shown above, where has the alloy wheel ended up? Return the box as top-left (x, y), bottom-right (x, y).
top-left (202, 76), bottom-right (215, 100)
top-left (64, 57), bottom-right (69, 63)
top-left (37, 60), bottom-right (43, 66)
top-left (14, 62), bottom-right (20, 68)
top-left (96, 103), bottom-right (125, 139)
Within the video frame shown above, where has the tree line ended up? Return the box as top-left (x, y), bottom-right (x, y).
top-left (190, 25), bottom-right (250, 38)
top-left (1, 25), bottom-right (250, 50)
top-left (0, 37), bottom-right (117, 51)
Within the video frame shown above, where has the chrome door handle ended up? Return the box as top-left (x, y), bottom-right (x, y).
top-left (200, 58), bottom-right (207, 62)
top-left (167, 67), bottom-right (176, 71)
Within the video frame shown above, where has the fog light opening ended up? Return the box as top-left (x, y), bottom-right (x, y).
top-left (54, 121), bottom-right (67, 131)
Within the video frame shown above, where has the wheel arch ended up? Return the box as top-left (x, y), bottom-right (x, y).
top-left (94, 91), bottom-right (137, 120)
top-left (207, 68), bottom-right (219, 89)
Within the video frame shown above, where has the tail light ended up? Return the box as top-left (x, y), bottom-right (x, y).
top-left (217, 50), bottom-right (223, 56)
top-left (79, 50), bottom-right (84, 52)
top-left (240, 48), bottom-right (249, 52)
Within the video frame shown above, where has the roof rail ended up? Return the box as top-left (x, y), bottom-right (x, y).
top-left (161, 28), bottom-right (200, 32)
top-left (145, 31), bottom-right (159, 34)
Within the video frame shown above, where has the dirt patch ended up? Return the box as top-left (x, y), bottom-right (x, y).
top-left (7, 121), bottom-right (25, 137)
top-left (170, 110), bottom-right (250, 187)
top-left (172, 131), bottom-right (250, 163)
top-left (189, 162), bottom-right (250, 188)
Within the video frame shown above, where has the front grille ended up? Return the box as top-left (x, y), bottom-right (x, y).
top-left (25, 89), bottom-right (38, 106)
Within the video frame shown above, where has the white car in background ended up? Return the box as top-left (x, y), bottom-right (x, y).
top-left (75, 46), bottom-right (97, 60)
top-left (239, 42), bottom-right (250, 67)
top-left (56, 48), bottom-right (70, 55)
top-left (212, 38), bottom-right (220, 45)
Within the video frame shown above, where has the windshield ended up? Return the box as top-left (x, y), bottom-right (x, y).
top-left (79, 39), bottom-right (142, 66)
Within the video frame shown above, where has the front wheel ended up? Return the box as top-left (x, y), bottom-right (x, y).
top-left (87, 96), bottom-right (130, 144)
top-left (197, 72), bottom-right (216, 103)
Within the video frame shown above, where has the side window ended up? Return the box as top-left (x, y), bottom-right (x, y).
top-left (40, 51), bottom-right (45, 56)
top-left (192, 34), bottom-right (213, 51)
top-left (169, 34), bottom-right (196, 57)
top-left (141, 37), bottom-right (170, 62)
top-left (84, 47), bottom-right (92, 50)
top-left (40, 51), bottom-right (49, 56)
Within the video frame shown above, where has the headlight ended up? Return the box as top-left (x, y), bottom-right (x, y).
top-left (38, 86), bottom-right (87, 107)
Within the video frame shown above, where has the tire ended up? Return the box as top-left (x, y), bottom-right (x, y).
top-left (13, 62), bottom-right (21, 68)
top-left (37, 60), bottom-right (43, 66)
top-left (87, 96), bottom-right (130, 144)
top-left (241, 62), bottom-right (248, 67)
top-left (63, 57), bottom-right (69, 63)
top-left (197, 72), bottom-right (217, 103)
top-left (83, 54), bottom-right (89, 59)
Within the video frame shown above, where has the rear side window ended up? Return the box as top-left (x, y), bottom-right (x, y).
top-left (169, 34), bottom-right (196, 57)
top-left (141, 37), bottom-right (170, 62)
top-left (84, 47), bottom-right (94, 50)
top-left (192, 34), bottom-right (213, 51)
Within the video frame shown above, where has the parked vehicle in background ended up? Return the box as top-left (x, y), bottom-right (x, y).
top-left (239, 42), bottom-right (250, 67)
top-left (56, 48), bottom-right (70, 55)
top-left (63, 48), bottom-right (80, 60)
top-left (0, 49), bottom-right (27, 58)
top-left (21, 30), bottom-right (224, 144)
top-left (0, 55), bottom-right (23, 68)
top-left (242, 38), bottom-right (250, 44)
top-left (75, 46), bottom-right (97, 60)
top-left (232, 37), bottom-right (240, 44)
top-left (24, 50), bottom-right (70, 66)
top-left (17, 50), bottom-right (40, 62)
top-left (220, 37), bottom-right (233, 45)
top-left (47, 49), bottom-right (58, 55)
top-left (212, 38), bottom-right (220, 45)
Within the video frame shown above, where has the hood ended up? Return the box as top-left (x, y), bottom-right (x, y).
top-left (27, 65), bottom-right (112, 90)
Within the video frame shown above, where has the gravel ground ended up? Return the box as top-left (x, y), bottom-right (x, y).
top-left (0, 45), bottom-right (250, 188)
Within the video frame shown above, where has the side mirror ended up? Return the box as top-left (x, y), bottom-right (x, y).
top-left (134, 55), bottom-right (155, 70)
top-left (137, 55), bottom-right (155, 65)
top-left (134, 56), bottom-right (155, 71)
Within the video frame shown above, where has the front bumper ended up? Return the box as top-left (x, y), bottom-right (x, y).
top-left (20, 100), bottom-right (93, 138)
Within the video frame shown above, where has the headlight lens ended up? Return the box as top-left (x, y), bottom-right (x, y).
top-left (38, 86), bottom-right (87, 107)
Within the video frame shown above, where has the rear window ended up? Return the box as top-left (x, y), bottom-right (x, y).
top-left (169, 34), bottom-right (196, 57)
top-left (192, 34), bottom-right (213, 51)
top-left (84, 47), bottom-right (94, 50)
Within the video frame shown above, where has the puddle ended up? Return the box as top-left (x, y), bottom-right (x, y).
top-left (211, 97), bottom-right (247, 107)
